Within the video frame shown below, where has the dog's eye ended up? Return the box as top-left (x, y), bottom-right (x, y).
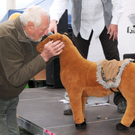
top-left (50, 39), bottom-right (53, 41)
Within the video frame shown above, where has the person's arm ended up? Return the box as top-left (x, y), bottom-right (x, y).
top-left (107, 0), bottom-right (124, 41)
top-left (0, 37), bottom-right (64, 87)
top-left (111, 0), bottom-right (124, 25)
top-left (49, 0), bottom-right (69, 33)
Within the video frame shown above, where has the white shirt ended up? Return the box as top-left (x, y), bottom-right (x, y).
top-left (80, 0), bottom-right (104, 39)
top-left (49, 0), bottom-right (124, 40)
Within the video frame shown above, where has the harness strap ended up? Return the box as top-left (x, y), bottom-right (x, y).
top-left (110, 88), bottom-right (120, 93)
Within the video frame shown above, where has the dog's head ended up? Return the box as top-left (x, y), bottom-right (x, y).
top-left (37, 33), bottom-right (73, 53)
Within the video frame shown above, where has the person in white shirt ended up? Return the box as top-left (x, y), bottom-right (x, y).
top-left (49, 0), bottom-right (126, 115)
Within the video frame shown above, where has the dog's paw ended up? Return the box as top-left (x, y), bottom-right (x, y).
top-left (75, 121), bottom-right (87, 129)
top-left (130, 121), bottom-right (135, 127)
top-left (116, 123), bottom-right (128, 130)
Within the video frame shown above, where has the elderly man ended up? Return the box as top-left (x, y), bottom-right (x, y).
top-left (0, 6), bottom-right (64, 135)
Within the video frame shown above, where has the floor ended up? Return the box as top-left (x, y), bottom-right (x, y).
top-left (17, 87), bottom-right (135, 135)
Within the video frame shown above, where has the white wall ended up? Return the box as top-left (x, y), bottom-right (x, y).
top-left (6, 0), bottom-right (16, 11)
top-left (0, 0), bottom-right (33, 20)
top-left (0, 1), bottom-right (7, 20)
top-left (87, 0), bottom-right (135, 62)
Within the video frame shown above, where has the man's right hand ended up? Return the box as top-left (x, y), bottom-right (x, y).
top-left (40, 40), bottom-right (64, 62)
top-left (48, 19), bottom-right (58, 34)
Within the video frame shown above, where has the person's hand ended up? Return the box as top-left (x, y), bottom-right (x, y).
top-left (48, 19), bottom-right (58, 34)
top-left (40, 40), bottom-right (64, 62)
top-left (107, 24), bottom-right (118, 41)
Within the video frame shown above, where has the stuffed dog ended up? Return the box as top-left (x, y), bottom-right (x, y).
top-left (37, 33), bottom-right (135, 130)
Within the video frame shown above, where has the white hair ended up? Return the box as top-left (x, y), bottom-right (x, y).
top-left (20, 5), bottom-right (49, 28)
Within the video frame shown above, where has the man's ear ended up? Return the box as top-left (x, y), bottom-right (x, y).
top-left (27, 21), bottom-right (35, 32)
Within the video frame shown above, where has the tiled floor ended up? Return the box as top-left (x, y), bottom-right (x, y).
top-left (17, 87), bottom-right (135, 135)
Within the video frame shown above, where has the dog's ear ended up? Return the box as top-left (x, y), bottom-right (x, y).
top-left (37, 33), bottom-right (60, 53)
top-left (63, 32), bottom-right (70, 39)
top-left (37, 37), bottom-right (50, 53)
top-left (64, 32), bottom-right (68, 36)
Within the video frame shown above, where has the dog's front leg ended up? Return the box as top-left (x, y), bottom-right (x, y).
top-left (68, 93), bottom-right (87, 129)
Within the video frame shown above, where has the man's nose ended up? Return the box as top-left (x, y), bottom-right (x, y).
top-left (44, 29), bottom-right (49, 36)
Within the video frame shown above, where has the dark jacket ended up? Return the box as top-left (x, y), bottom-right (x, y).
top-left (0, 16), bottom-right (47, 100)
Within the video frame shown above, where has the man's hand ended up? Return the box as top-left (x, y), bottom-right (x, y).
top-left (40, 40), bottom-right (64, 62)
top-left (107, 24), bottom-right (118, 41)
top-left (48, 19), bottom-right (58, 34)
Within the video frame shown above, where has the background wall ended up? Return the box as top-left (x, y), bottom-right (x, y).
top-left (0, 0), bottom-right (33, 20)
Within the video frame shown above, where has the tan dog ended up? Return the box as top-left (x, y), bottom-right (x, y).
top-left (37, 33), bottom-right (135, 130)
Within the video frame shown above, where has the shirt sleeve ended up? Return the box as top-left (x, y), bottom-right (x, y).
top-left (111, 0), bottom-right (124, 25)
top-left (49, 0), bottom-right (69, 23)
